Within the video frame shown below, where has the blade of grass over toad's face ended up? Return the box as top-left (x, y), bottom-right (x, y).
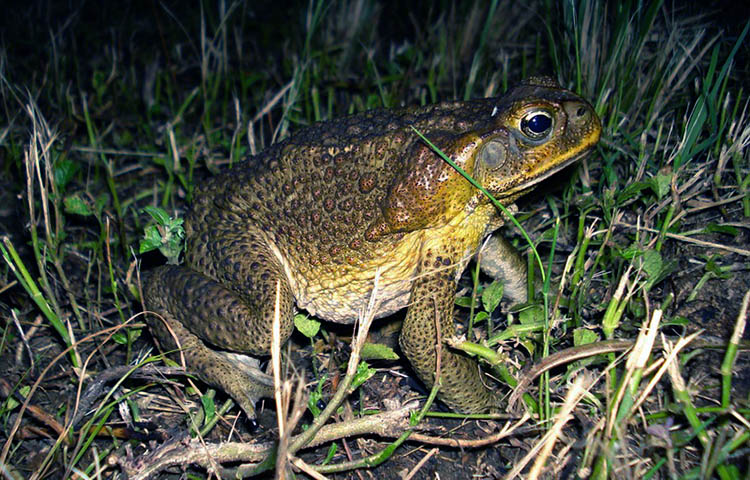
top-left (410, 126), bottom-right (547, 287)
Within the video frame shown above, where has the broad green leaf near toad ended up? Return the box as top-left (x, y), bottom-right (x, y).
top-left (361, 342), bottom-right (399, 361)
top-left (472, 310), bottom-right (489, 326)
top-left (294, 314), bottom-right (321, 338)
top-left (351, 361), bottom-right (376, 390)
top-left (112, 327), bottom-right (142, 345)
top-left (201, 394), bottom-right (216, 424)
top-left (143, 205), bottom-right (172, 225)
top-left (481, 279), bottom-right (504, 314)
top-left (519, 304), bottom-right (544, 324)
top-left (140, 226), bottom-right (165, 253)
top-left (139, 206), bottom-right (185, 263)
top-left (454, 295), bottom-right (473, 308)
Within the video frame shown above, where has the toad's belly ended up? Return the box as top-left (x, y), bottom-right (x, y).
top-left (295, 276), bottom-right (415, 323)
top-left (281, 232), bottom-right (425, 324)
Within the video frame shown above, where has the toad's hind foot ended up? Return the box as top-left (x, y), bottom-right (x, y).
top-left (143, 265), bottom-right (280, 421)
top-left (144, 303), bottom-right (274, 420)
top-left (209, 351), bottom-right (275, 420)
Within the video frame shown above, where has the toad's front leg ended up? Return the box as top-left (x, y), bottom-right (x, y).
top-left (399, 253), bottom-right (501, 413)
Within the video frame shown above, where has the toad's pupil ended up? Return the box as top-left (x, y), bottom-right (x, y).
top-left (525, 114), bottom-right (551, 133)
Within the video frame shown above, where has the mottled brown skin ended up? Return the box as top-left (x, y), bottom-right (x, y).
top-left (143, 77), bottom-right (601, 417)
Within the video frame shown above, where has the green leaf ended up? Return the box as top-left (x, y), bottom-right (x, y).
top-left (569, 328), bottom-right (602, 372)
top-left (4, 395), bottom-right (20, 412)
top-left (54, 158), bottom-right (79, 190)
top-left (112, 331), bottom-right (129, 345)
top-left (481, 280), bottom-right (504, 313)
top-left (201, 394), bottom-right (216, 423)
top-left (360, 342), bottom-right (399, 361)
top-left (519, 304), bottom-right (544, 325)
top-left (573, 328), bottom-right (599, 346)
top-left (648, 173), bottom-right (671, 199)
top-left (472, 311), bottom-right (489, 325)
top-left (294, 314), bottom-right (320, 339)
top-left (140, 209), bottom-right (185, 262)
top-left (112, 327), bottom-right (142, 345)
top-left (3, 385), bottom-right (30, 413)
top-left (620, 244), bottom-right (641, 261)
top-left (129, 328), bottom-right (142, 342)
top-left (617, 181), bottom-right (651, 203)
top-left (661, 316), bottom-right (689, 328)
top-left (322, 443), bottom-right (338, 465)
top-left (704, 256), bottom-right (731, 279)
top-left (351, 361), bottom-right (376, 390)
top-left (308, 388), bottom-right (323, 417)
top-left (162, 357), bottom-right (180, 368)
top-left (640, 249), bottom-right (675, 290)
top-left (640, 249), bottom-right (662, 281)
top-left (139, 225), bottom-right (164, 254)
top-left (306, 373), bottom-right (328, 418)
top-left (454, 296), bottom-right (473, 307)
top-left (702, 223), bottom-right (739, 236)
top-left (143, 205), bottom-right (172, 225)
top-left (64, 194), bottom-right (93, 216)
top-left (95, 193), bottom-right (110, 215)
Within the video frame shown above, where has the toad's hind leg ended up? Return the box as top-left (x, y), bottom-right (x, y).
top-left (142, 230), bottom-right (296, 420)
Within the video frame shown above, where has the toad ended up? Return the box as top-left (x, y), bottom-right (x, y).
top-left (143, 77), bottom-right (601, 418)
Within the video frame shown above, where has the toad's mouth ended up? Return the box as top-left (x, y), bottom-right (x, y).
top-left (496, 145), bottom-right (596, 200)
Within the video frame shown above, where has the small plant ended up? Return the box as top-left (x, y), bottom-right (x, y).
top-left (139, 206), bottom-right (185, 264)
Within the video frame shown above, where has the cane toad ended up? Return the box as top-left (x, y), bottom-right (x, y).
top-left (143, 77), bottom-right (601, 418)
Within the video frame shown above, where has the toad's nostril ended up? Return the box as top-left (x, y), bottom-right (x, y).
top-left (563, 101), bottom-right (588, 119)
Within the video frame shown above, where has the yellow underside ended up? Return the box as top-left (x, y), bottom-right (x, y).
top-left (290, 203), bottom-right (496, 323)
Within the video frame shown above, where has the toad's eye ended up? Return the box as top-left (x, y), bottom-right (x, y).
top-left (520, 110), bottom-right (553, 140)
